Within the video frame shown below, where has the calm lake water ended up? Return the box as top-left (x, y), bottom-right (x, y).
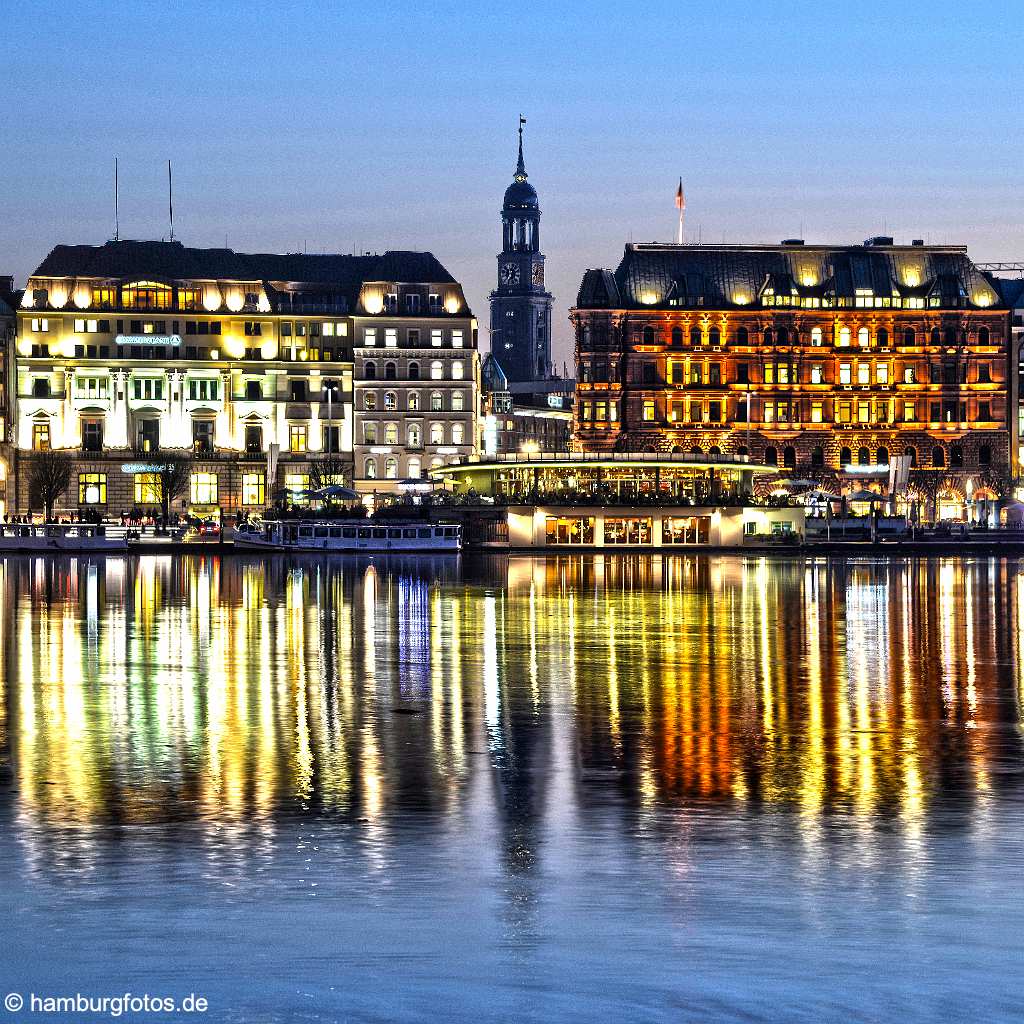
top-left (1, 553), bottom-right (1022, 1022)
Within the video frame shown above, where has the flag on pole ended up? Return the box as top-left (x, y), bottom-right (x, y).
top-left (675, 179), bottom-right (685, 210)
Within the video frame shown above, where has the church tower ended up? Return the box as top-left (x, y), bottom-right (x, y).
top-left (489, 117), bottom-right (553, 382)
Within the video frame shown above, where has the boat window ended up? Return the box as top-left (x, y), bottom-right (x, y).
top-left (418, 528), bottom-right (431, 538)
top-left (343, 528), bottom-right (356, 538)
top-left (358, 528), bottom-right (371, 538)
top-left (299, 527), bottom-right (313, 538)
top-left (314, 527), bottom-right (328, 538)
top-left (389, 529), bottom-right (402, 538)
top-left (329, 528), bottom-right (342, 538)
top-left (403, 528), bottom-right (416, 538)
top-left (374, 529), bottom-right (387, 539)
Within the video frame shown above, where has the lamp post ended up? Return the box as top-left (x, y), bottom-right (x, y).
top-left (746, 389), bottom-right (756, 456)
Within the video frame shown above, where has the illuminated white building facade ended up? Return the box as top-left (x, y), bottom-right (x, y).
top-left (14, 241), bottom-right (476, 515)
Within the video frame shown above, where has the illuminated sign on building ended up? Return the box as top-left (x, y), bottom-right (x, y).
top-left (115, 334), bottom-right (182, 347)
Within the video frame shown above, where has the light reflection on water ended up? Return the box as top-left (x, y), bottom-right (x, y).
top-left (1, 553), bottom-right (1023, 1022)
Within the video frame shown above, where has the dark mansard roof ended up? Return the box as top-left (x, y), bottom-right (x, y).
top-left (575, 241), bottom-right (1002, 311)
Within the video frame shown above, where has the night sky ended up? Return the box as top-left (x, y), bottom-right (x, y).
top-left (3, 0), bottom-right (1023, 365)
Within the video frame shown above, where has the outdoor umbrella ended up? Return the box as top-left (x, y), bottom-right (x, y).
top-left (805, 489), bottom-right (841, 502)
top-left (315, 485), bottom-right (360, 500)
top-left (775, 478), bottom-right (817, 489)
top-left (845, 488), bottom-right (886, 503)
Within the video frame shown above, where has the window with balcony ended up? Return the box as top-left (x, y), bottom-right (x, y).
top-left (188, 378), bottom-right (219, 402)
top-left (137, 420), bottom-right (159, 453)
top-left (192, 419), bottom-right (215, 455)
top-left (82, 420), bottom-right (103, 452)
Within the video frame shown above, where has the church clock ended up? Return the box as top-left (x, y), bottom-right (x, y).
top-left (501, 262), bottom-right (520, 286)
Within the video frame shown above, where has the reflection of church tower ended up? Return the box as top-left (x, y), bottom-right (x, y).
top-left (489, 116), bottom-right (553, 382)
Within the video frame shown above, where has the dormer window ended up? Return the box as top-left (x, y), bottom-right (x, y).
top-left (122, 281), bottom-right (173, 310)
top-left (405, 293), bottom-right (421, 314)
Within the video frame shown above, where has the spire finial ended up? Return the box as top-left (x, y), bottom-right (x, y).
top-left (515, 114), bottom-right (527, 180)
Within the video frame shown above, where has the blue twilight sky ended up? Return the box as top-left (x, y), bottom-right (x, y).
top-left (2, 0), bottom-right (1023, 365)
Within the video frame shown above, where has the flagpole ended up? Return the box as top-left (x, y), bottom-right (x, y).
top-left (675, 178), bottom-right (685, 245)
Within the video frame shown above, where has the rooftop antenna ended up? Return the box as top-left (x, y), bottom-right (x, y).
top-left (114, 157), bottom-right (120, 241)
top-left (675, 179), bottom-right (685, 244)
top-left (167, 160), bottom-right (175, 242)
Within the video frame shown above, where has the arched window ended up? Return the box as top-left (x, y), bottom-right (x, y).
top-left (452, 423), bottom-right (465, 444)
top-left (689, 326), bottom-right (702, 345)
top-left (857, 327), bottom-right (869, 348)
top-left (877, 328), bottom-right (888, 347)
top-left (384, 361), bottom-right (396, 380)
top-left (951, 444), bottom-right (963, 468)
top-left (763, 329), bottom-right (773, 345)
top-left (384, 423), bottom-right (398, 444)
top-left (407, 456), bottom-right (421, 480)
top-left (642, 325), bottom-right (655, 344)
top-left (671, 326), bottom-right (683, 346)
top-left (384, 391), bottom-right (397, 410)
top-left (776, 326), bottom-right (788, 345)
top-left (408, 392), bottom-right (420, 411)
top-left (430, 456), bottom-right (444, 469)
top-left (452, 360), bottom-right (464, 380)
top-left (709, 327), bottom-right (721, 346)
top-left (364, 457), bottom-right (377, 479)
top-left (408, 424), bottom-right (421, 447)
top-left (429, 423), bottom-right (444, 444)
top-left (840, 446), bottom-right (852, 466)
top-left (736, 445), bottom-right (749, 457)
top-left (736, 326), bottom-right (749, 345)
top-left (690, 446), bottom-right (702, 456)
top-left (876, 446), bottom-right (889, 464)
top-left (764, 446), bottom-right (778, 466)
top-left (709, 445), bottom-right (721, 456)
top-left (904, 328), bottom-right (915, 345)
top-left (408, 361), bottom-right (420, 380)
top-left (979, 444), bottom-right (992, 466)
top-left (430, 391), bottom-right (443, 411)
top-left (906, 445), bottom-right (918, 467)
top-left (385, 457), bottom-right (398, 479)
top-left (363, 392), bottom-right (376, 411)
top-left (811, 445), bottom-right (824, 467)
top-left (430, 360), bottom-right (443, 380)
top-left (839, 327), bottom-right (851, 346)
top-left (810, 327), bottom-right (822, 347)
top-left (978, 326), bottom-right (990, 345)
top-left (364, 360), bottom-right (376, 380)
top-left (858, 446), bottom-right (870, 465)
top-left (932, 446), bottom-right (945, 468)
top-left (451, 391), bottom-right (465, 411)
top-left (783, 445), bottom-right (796, 469)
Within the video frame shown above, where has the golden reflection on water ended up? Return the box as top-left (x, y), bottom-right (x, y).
top-left (2, 554), bottom-right (1022, 841)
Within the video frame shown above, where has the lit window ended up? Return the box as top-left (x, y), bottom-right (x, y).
top-left (838, 327), bottom-right (850, 347)
top-left (810, 364), bottom-right (823, 384)
top-left (430, 423), bottom-right (444, 444)
top-left (289, 425), bottom-right (307, 452)
top-left (134, 473), bottom-right (161, 504)
top-left (430, 360), bottom-right (444, 380)
top-left (408, 392), bottom-right (420, 411)
top-left (384, 422), bottom-right (398, 444)
top-left (451, 391), bottom-right (464, 411)
top-left (452, 423), bottom-right (465, 444)
top-left (858, 401), bottom-right (870, 423)
top-left (384, 392), bottom-right (397, 411)
top-left (385, 329), bottom-right (397, 348)
top-left (385, 457), bottom-right (398, 479)
top-left (364, 458), bottom-right (377, 479)
top-left (858, 363), bottom-right (870, 385)
top-left (285, 473), bottom-right (309, 502)
top-left (364, 328), bottom-right (377, 346)
top-left (877, 364), bottom-right (889, 384)
top-left (810, 327), bottom-right (823, 346)
top-left (431, 330), bottom-right (443, 347)
top-left (642, 400), bottom-right (655, 421)
top-left (430, 391), bottom-right (443, 411)
top-left (839, 363), bottom-right (852, 385)
top-left (364, 393), bottom-right (376, 411)
top-left (451, 330), bottom-right (464, 348)
top-left (31, 318), bottom-right (49, 332)
top-left (408, 424), bottom-right (421, 446)
top-left (32, 422), bottom-right (51, 451)
top-left (452, 361), bottom-right (464, 380)
top-left (190, 472), bottom-right (218, 505)
top-left (857, 327), bottom-right (870, 347)
top-left (78, 473), bottom-right (107, 504)
top-left (242, 473), bottom-right (266, 506)
top-left (811, 402), bottom-right (823, 424)
top-left (407, 456), bottom-right (421, 479)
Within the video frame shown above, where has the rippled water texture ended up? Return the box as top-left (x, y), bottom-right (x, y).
top-left (1, 554), bottom-right (1022, 1022)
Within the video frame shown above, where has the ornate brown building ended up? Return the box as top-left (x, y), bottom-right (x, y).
top-left (572, 240), bottom-right (1016, 491)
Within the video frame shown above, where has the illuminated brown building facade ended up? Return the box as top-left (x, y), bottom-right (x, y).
top-left (572, 241), bottom-right (1015, 487)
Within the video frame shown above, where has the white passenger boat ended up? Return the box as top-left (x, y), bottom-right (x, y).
top-left (0, 522), bottom-right (128, 553)
top-left (234, 519), bottom-right (462, 553)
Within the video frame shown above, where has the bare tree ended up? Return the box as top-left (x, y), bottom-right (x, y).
top-left (308, 453), bottom-right (349, 492)
top-left (157, 453), bottom-right (192, 524)
top-left (28, 450), bottom-right (73, 521)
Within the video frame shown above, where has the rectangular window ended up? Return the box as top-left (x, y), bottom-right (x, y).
top-left (134, 473), bottom-right (161, 504)
top-left (904, 401), bottom-right (915, 422)
top-left (78, 473), bottom-right (107, 504)
top-left (451, 330), bottom-right (464, 348)
top-left (736, 363), bottom-right (749, 384)
top-left (876, 364), bottom-right (889, 384)
top-left (431, 329), bottom-right (443, 347)
top-left (708, 400), bottom-right (722, 422)
top-left (811, 401), bottom-right (824, 424)
top-left (603, 517), bottom-right (652, 545)
top-left (544, 516), bottom-right (595, 545)
top-left (978, 402), bottom-right (991, 422)
top-left (662, 516), bottom-right (711, 544)
top-left (837, 402), bottom-right (851, 424)
top-left (82, 420), bottom-right (103, 451)
top-left (385, 328), bottom-right (398, 348)
top-left (187, 378), bottom-right (219, 401)
top-left (363, 328), bottom-right (377, 346)
top-left (190, 473), bottom-right (218, 505)
top-left (764, 363), bottom-right (774, 384)
top-left (242, 473), bottom-right (266, 506)
top-left (289, 425), bottom-right (307, 452)
top-left (32, 422), bottom-right (50, 451)
top-left (857, 401), bottom-right (870, 423)
top-left (857, 363), bottom-right (870, 385)
top-left (978, 363), bottom-right (991, 383)
top-left (839, 363), bottom-right (852, 385)
top-left (642, 400), bottom-right (655, 421)
top-left (777, 364), bottom-right (789, 385)
top-left (810, 364), bottom-right (823, 384)
top-left (285, 473), bottom-right (310, 504)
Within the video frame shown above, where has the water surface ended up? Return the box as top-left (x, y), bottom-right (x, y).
top-left (1, 554), bottom-right (1022, 1022)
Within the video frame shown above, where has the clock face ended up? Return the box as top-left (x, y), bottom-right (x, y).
top-left (532, 262), bottom-right (544, 286)
top-left (502, 263), bottom-right (520, 285)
